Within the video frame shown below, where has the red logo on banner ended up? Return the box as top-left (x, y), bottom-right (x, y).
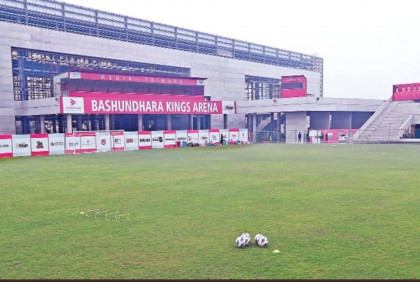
top-left (70, 99), bottom-right (76, 106)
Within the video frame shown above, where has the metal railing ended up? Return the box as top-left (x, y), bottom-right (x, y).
top-left (0, 0), bottom-right (323, 73)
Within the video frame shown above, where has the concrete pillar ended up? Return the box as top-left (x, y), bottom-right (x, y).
top-left (110, 115), bottom-right (115, 130)
top-left (40, 115), bottom-right (46, 134)
top-left (105, 114), bottom-right (110, 130)
top-left (58, 115), bottom-right (64, 133)
top-left (137, 114), bottom-right (143, 131)
top-left (223, 114), bottom-right (228, 129)
top-left (188, 115), bottom-right (193, 129)
top-left (66, 114), bottom-right (72, 133)
top-left (197, 115), bottom-right (201, 130)
top-left (277, 112), bottom-right (282, 142)
top-left (166, 115), bottom-right (172, 130)
top-left (77, 115), bottom-right (83, 131)
top-left (252, 113), bottom-right (257, 143)
top-left (90, 115), bottom-right (97, 130)
top-left (285, 112), bottom-right (307, 144)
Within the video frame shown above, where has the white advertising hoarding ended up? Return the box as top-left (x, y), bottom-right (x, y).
top-left (151, 131), bottom-right (164, 149)
top-left (12, 135), bottom-right (31, 157)
top-left (96, 132), bottom-right (111, 152)
top-left (48, 134), bottom-right (65, 155)
top-left (239, 128), bottom-right (249, 143)
top-left (124, 131), bottom-right (138, 151)
top-left (198, 130), bottom-right (209, 146)
top-left (175, 130), bottom-right (187, 147)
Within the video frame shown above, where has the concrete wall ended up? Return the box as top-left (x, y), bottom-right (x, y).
top-left (285, 112), bottom-right (308, 143)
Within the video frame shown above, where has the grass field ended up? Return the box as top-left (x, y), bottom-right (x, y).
top-left (0, 143), bottom-right (419, 279)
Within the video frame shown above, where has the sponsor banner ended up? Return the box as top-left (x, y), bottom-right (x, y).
top-left (111, 131), bottom-right (125, 151)
top-left (198, 130), bottom-right (209, 146)
top-left (48, 134), bottom-right (65, 155)
top-left (219, 129), bottom-right (228, 145)
top-left (151, 131), bottom-right (164, 149)
top-left (318, 129), bottom-right (358, 143)
top-left (163, 130), bottom-right (176, 148)
top-left (239, 128), bottom-right (249, 143)
top-left (65, 134), bottom-right (80, 154)
top-left (393, 83), bottom-right (420, 101)
top-left (222, 101), bottom-right (236, 114)
top-left (175, 130), bottom-right (188, 147)
top-left (228, 128), bottom-right (240, 144)
top-left (0, 134), bottom-right (13, 158)
top-left (61, 97), bottom-right (85, 114)
top-left (76, 72), bottom-right (201, 86)
top-left (124, 131), bottom-right (139, 151)
top-left (12, 134), bottom-right (31, 157)
top-left (74, 132), bottom-right (96, 153)
top-left (187, 130), bottom-right (199, 144)
top-left (138, 131), bottom-right (152, 150)
top-left (96, 131), bottom-right (111, 152)
top-left (30, 134), bottom-right (49, 156)
top-left (209, 129), bottom-right (220, 145)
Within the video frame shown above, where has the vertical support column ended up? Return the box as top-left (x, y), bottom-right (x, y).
top-left (58, 115), bottom-right (64, 133)
top-left (66, 114), bottom-right (72, 133)
top-left (105, 114), bottom-right (110, 130)
top-left (110, 115), bottom-right (115, 130)
top-left (252, 113), bottom-right (257, 144)
top-left (77, 115), bottom-right (83, 131)
top-left (277, 112), bottom-right (282, 142)
top-left (166, 115), bottom-right (172, 130)
top-left (90, 115), bottom-right (97, 131)
top-left (223, 114), bottom-right (228, 129)
top-left (188, 115), bottom-right (193, 130)
top-left (137, 114), bottom-right (143, 131)
top-left (196, 115), bottom-right (201, 130)
top-left (40, 115), bottom-right (46, 134)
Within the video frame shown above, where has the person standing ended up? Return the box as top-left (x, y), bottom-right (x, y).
top-left (220, 133), bottom-right (224, 146)
top-left (298, 132), bottom-right (302, 143)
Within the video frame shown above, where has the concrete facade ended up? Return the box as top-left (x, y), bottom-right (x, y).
top-left (0, 7), bottom-right (387, 142)
top-left (0, 21), bottom-right (322, 134)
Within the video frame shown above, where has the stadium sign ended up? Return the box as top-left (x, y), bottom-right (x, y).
top-left (61, 96), bottom-right (235, 115)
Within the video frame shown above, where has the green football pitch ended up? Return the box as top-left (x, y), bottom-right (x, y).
top-left (0, 143), bottom-right (419, 279)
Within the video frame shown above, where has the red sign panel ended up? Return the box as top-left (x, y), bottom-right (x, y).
top-left (281, 75), bottom-right (307, 98)
top-left (393, 83), bottom-right (420, 101)
top-left (62, 93), bottom-right (225, 115)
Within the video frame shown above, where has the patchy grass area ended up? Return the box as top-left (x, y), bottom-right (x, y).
top-left (0, 144), bottom-right (419, 279)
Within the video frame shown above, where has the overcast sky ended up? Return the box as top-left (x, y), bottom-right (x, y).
top-left (58, 0), bottom-right (420, 100)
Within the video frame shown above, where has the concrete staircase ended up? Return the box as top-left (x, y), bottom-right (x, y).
top-left (354, 99), bottom-right (420, 142)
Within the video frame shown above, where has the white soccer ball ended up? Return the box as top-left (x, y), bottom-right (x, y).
top-left (241, 232), bottom-right (251, 246)
top-left (254, 234), bottom-right (268, 247)
top-left (235, 235), bottom-right (246, 248)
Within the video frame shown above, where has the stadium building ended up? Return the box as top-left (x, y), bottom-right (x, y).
top-left (2, 0), bottom-right (419, 144)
